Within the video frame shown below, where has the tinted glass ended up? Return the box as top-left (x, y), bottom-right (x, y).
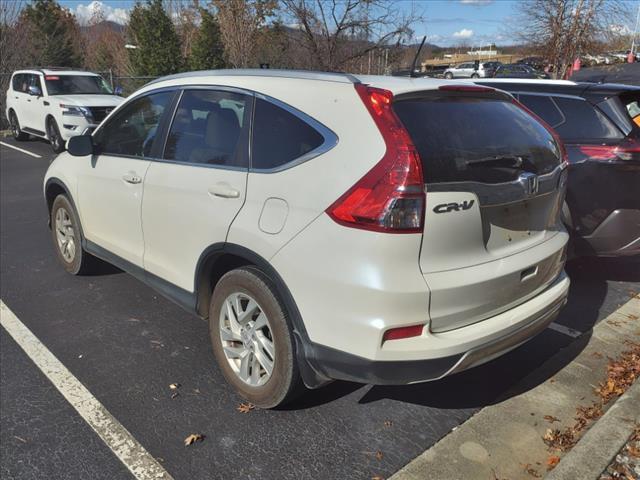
top-left (12, 74), bottom-right (25, 92)
top-left (553, 97), bottom-right (623, 141)
top-left (96, 91), bottom-right (173, 157)
top-left (393, 95), bottom-right (562, 184)
top-left (519, 94), bottom-right (564, 127)
top-left (164, 90), bottom-right (249, 167)
top-left (45, 75), bottom-right (112, 95)
top-left (252, 98), bottom-right (324, 170)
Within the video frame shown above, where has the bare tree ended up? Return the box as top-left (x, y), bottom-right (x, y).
top-left (280, 0), bottom-right (421, 72)
top-left (516, 0), bottom-right (630, 78)
top-left (0, 0), bottom-right (29, 127)
top-left (212, 0), bottom-right (277, 68)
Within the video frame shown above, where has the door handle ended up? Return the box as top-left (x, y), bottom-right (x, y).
top-left (208, 183), bottom-right (240, 199)
top-left (122, 172), bottom-right (142, 184)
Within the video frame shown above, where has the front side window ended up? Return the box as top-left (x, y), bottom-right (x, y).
top-left (95, 91), bottom-right (173, 158)
top-left (45, 75), bottom-right (113, 95)
top-left (12, 74), bottom-right (24, 92)
top-left (163, 89), bottom-right (250, 167)
top-left (251, 98), bottom-right (324, 170)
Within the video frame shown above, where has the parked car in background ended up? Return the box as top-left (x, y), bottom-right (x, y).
top-left (443, 61), bottom-right (493, 78)
top-left (493, 64), bottom-right (548, 79)
top-left (44, 70), bottom-right (570, 407)
top-left (475, 79), bottom-right (640, 257)
top-left (5, 68), bottom-right (124, 153)
top-left (517, 57), bottom-right (546, 70)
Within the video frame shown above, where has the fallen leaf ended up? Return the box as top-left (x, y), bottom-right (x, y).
top-left (546, 455), bottom-right (560, 470)
top-left (544, 415), bottom-right (560, 424)
top-left (371, 476), bottom-right (384, 480)
top-left (591, 351), bottom-right (603, 359)
top-left (521, 463), bottom-right (541, 478)
top-left (13, 435), bottom-right (27, 443)
top-left (375, 451), bottom-right (383, 461)
top-left (237, 402), bottom-right (255, 413)
top-left (171, 392), bottom-right (179, 399)
top-left (383, 420), bottom-right (393, 427)
top-left (169, 383), bottom-right (180, 390)
top-left (183, 433), bottom-right (204, 446)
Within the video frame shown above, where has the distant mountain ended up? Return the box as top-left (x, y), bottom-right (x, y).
top-left (80, 20), bottom-right (126, 34)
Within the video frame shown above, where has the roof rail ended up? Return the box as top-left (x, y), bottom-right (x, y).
top-left (146, 69), bottom-right (360, 87)
top-left (25, 66), bottom-right (75, 71)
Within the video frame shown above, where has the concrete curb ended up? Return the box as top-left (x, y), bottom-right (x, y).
top-left (389, 296), bottom-right (640, 480)
top-left (545, 379), bottom-right (640, 480)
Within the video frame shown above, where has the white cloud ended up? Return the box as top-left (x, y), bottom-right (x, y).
top-left (609, 24), bottom-right (631, 35)
top-left (74, 1), bottom-right (129, 26)
top-left (460, 0), bottom-right (493, 5)
top-left (453, 28), bottom-right (474, 39)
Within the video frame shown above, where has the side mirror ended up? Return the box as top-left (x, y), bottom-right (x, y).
top-left (67, 135), bottom-right (94, 156)
top-left (114, 86), bottom-right (123, 96)
top-left (28, 85), bottom-right (42, 97)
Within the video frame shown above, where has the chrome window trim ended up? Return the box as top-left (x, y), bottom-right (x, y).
top-left (427, 163), bottom-right (567, 207)
top-left (250, 92), bottom-right (339, 174)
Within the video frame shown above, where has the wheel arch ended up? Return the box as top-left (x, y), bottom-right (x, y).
top-left (194, 242), bottom-right (329, 388)
top-left (44, 178), bottom-right (82, 236)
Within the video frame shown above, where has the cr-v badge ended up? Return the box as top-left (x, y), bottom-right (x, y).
top-left (433, 200), bottom-right (475, 213)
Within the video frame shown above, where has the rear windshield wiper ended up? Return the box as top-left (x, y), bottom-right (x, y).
top-left (465, 155), bottom-right (527, 169)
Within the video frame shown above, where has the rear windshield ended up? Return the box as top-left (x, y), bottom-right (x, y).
top-left (393, 95), bottom-right (562, 184)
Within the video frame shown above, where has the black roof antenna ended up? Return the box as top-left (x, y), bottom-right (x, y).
top-left (409, 36), bottom-right (427, 78)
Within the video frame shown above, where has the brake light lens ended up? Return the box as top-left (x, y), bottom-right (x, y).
top-left (383, 324), bottom-right (424, 342)
top-left (326, 84), bottom-right (425, 233)
top-left (579, 139), bottom-right (640, 162)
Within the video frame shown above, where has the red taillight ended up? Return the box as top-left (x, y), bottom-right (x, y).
top-left (326, 84), bottom-right (425, 233)
top-left (579, 139), bottom-right (640, 161)
top-left (383, 324), bottom-right (424, 342)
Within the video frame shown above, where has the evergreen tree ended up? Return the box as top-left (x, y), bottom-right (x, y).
top-left (128, 0), bottom-right (182, 76)
top-left (189, 8), bottom-right (225, 71)
top-left (19, 0), bottom-right (81, 67)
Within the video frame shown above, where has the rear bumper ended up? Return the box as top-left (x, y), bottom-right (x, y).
top-left (576, 209), bottom-right (640, 257)
top-left (305, 272), bottom-right (570, 385)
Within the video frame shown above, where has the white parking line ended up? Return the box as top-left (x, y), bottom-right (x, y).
top-left (549, 321), bottom-right (582, 338)
top-left (0, 141), bottom-right (42, 158)
top-left (0, 301), bottom-right (172, 480)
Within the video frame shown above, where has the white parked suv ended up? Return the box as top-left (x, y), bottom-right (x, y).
top-left (6, 68), bottom-right (124, 153)
top-left (44, 70), bottom-right (570, 407)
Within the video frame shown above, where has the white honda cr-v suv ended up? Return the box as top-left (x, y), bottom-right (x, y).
top-left (44, 70), bottom-right (570, 408)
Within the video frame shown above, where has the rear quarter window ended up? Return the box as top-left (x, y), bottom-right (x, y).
top-left (393, 95), bottom-right (562, 184)
top-left (251, 98), bottom-right (324, 170)
top-left (519, 94), bottom-right (564, 127)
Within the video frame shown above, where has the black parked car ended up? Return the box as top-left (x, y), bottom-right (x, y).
top-left (493, 64), bottom-right (548, 79)
top-left (476, 80), bottom-right (640, 257)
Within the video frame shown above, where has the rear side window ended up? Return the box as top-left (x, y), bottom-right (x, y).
top-left (252, 98), bottom-right (324, 170)
top-left (164, 89), bottom-right (250, 168)
top-left (552, 97), bottom-right (623, 141)
top-left (519, 94), bottom-right (564, 127)
top-left (393, 95), bottom-right (562, 184)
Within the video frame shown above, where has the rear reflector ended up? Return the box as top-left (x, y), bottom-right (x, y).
top-left (383, 324), bottom-right (424, 342)
top-left (326, 84), bottom-right (425, 233)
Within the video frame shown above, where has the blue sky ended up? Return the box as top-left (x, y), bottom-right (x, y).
top-left (60, 0), bottom-right (639, 47)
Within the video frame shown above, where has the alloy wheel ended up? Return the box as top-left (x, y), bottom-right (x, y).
top-left (219, 292), bottom-right (275, 387)
top-left (55, 207), bottom-right (76, 263)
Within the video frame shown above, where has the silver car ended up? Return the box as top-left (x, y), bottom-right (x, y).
top-left (444, 62), bottom-right (491, 79)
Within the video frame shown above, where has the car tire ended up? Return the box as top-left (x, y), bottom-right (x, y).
top-left (471, 73), bottom-right (480, 78)
top-left (50, 194), bottom-right (96, 275)
top-left (47, 118), bottom-right (65, 153)
top-left (9, 111), bottom-right (28, 141)
top-left (444, 72), bottom-right (453, 79)
top-left (209, 266), bottom-right (305, 408)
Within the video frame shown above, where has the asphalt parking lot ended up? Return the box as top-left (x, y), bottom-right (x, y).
top-left (1, 136), bottom-right (639, 480)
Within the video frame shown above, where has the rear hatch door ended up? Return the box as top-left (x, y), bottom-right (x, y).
top-left (393, 87), bottom-right (567, 332)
